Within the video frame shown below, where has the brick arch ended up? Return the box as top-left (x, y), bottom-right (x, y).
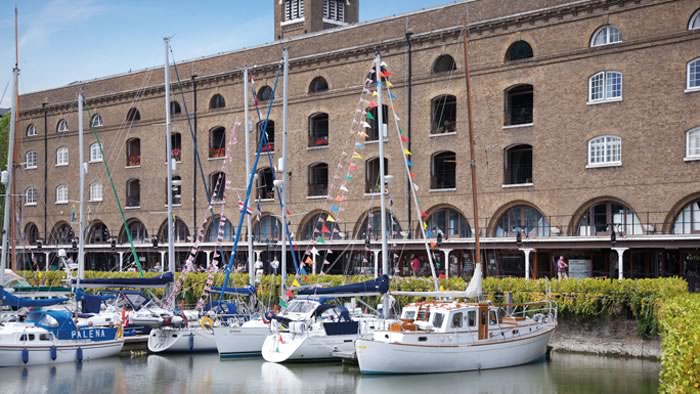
top-left (252, 213), bottom-right (283, 241)
top-left (49, 221), bottom-right (74, 245)
top-left (297, 209), bottom-right (337, 241)
top-left (664, 192), bottom-right (700, 234)
top-left (118, 218), bottom-right (149, 244)
top-left (567, 195), bottom-right (638, 235)
top-left (353, 207), bottom-right (402, 240)
top-left (415, 204), bottom-right (470, 237)
top-left (487, 200), bottom-right (547, 237)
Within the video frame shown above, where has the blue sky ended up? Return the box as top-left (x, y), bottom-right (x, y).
top-left (0, 0), bottom-right (455, 107)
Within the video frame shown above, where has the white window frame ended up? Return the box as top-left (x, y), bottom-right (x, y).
top-left (690, 9), bottom-right (700, 30)
top-left (89, 182), bottom-right (103, 202)
top-left (90, 114), bottom-right (103, 128)
top-left (26, 124), bottom-right (37, 137)
top-left (588, 71), bottom-right (623, 103)
top-left (283, 0), bottom-right (304, 23)
top-left (687, 58), bottom-right (700, 92)
top-left (686, 127), bottom-right (700, 161)
top-left (55, 185), bottom-right (69, 204)
top-left (587, 135), bottom-right (622, 168)
top-left (25, 187), bottom-right (38, 206)
top-left (25, 151), bottom-right (38, 169)
top-left (590, 25), bottom-right (622, 47)
top-left (57, 119), bottom-right (69, 133)
top-left (89, 143), bottom-right (103, 163)
top-left (56, 147), bottom-right (69, 167)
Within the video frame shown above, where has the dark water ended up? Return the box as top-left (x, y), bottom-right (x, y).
top-left (0, 352), bottom-right (659, 394)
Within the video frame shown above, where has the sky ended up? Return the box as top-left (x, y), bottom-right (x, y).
top-left (0, 0), bottom-right (456, 108)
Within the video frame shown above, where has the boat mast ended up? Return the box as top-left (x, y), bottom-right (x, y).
top-left (244, 67), bottom-right (255, 287)
top-left (0, 65), bottom-right (18, 295)
top-left (280, 48), bottom-right (289, 298)
top-left (10, 6), bottom-right (19, 272)
top-left (375, 53), bottom-right (390, 318)
top-left (164, 38), bottom-right (175, 283)
top-left (77, 92), bottom-right (85, 286)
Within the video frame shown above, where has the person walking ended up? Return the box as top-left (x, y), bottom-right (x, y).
top-left (557, 256), bottom-right (569, 280)
top-left (410, 255), bottom-right (421, 277)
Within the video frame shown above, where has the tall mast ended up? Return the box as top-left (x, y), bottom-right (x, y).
top-left (164, 38), bottom-right (175, 281)
top-left (375, 53), bottom-right (390, 318)
top-left (10, 6), bottom-right (19, 271)
top-left (244, 67), bottom-right (255, 287)
top-left (280, 49), bottom-right (289, 298)
top-left (77, 92), bottom-right (85, 284)
top-left (462, 28), bottom-right (481, 271)
top-left (0, 66), bottom-right (19, 294)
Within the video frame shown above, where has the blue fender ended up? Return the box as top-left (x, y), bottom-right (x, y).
top-left (21, 348), bottom-right (29, 364)
top-left (50, 346), bottom-right (57, 361)
top-left (76, 347), bottom-right (83, 363)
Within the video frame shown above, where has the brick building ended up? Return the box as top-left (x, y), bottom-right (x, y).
top-left (10, 0), bottom-right (700, 287)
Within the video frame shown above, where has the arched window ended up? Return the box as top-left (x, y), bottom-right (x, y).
top-left (577, 200), bottom-right (641, 236)
top-left (424, 207), bottom-right (471, 238)
top-left (26, 124), bottom-right (37, 136)
top-left (433, 54), bottom-right (456, 73)
top-left (89, 182), bottom-right (103, 202)
top-left (309, 77), bottom-right (329, 93)
top-left (504, 144), bottom-right (533, 185)
top-left (119, 219), bottom-right (148, 243)
top-left (299, 211), bottom-right (341, 240)
top-left (505, 41), bottom-right (534, 62)
top-left (171, 132), bottom-right (182, 162)
top-left (257, 168), bottom-right (275, 200)
top-left (126, 108), bottom-right (141, 122)
top-left (284, 0), bottom-right (305, 21)
top-left (673, 198), bottom-right (700, 234)
top-left (356, 209), bottom-right (402, 240)
top-left (25, 150), bottom-right (38, 169)
top-left (687, 127), bottom-right (700, 160)
top-left (495, 205), bottom-right (550, 237)
top-left (89, 142), bottom-right (103, 162)
top-left (253, 215), bottom-right (282, 241)
top-left (588, 71), bottom-right (622, 102)
top-left (366, 105), bottom-right (388, 141)
top-left (167, 175), bottom-right (182, 205)
top-left (126, 138), bottom-right (141, 167)
top-left (591, 25), bottom-right (621, 47)
top-left (324, 0), bottom-right (345, 21)
top-left (205, 216), bottom-right (234, 242)
top-left (256, 120), bottom-right (275, 152)
top-left (431, 95), bottom-right (457, 134)
top-left (24, 187), bottom-right (38, 206)
top-left (50, 222), bottom-right (74, 244)
top-left (209, 172), bottom-right (226, 203)
top-left (55, 185), bottom-right (69, 204)
top-left (56, 147), bottom-right (69, 166)
top-left (688, 58), bottom-right (700, 91)
top-left (90, 114), bottom-right (103, 128)
top-left (308, 113), bottom-right (329, 147)
top-left (431, 151), bottom-right (456, 190)
top-left (365, 157), bottom-right (388, 194)
top-left (505, 84), bottom-right (534, 126)
top-left (170, 101), bottom-right (182, 115)
top-left (158, 218), bottom-right (190, 243)
top-left (56, 119), bottom-right (69, 133)
top-left (87, 221), bottom-right (110, 244)
top-left (126, 179), bottom-right (140, 207)
top-left (24, 223), bottom-right (40, 244)
top-left (257, 86), bottom-right (273, 102)
top-left (209, 94), bottom-right (226, 110)
top-left (587, 136), bottom-right (621, 167)
top-left (209, 127), bottom-right (226, 158)
top-left (308, 163), bottom-right (329, 197)
top-left (691, 9), bottom-right (700, 30)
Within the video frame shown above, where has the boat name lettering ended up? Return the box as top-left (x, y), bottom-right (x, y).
top-left (71, 329), bottom-right (107, 339)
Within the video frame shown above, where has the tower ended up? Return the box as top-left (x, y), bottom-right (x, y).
top-left (274, 0), bottom-right (360, 40)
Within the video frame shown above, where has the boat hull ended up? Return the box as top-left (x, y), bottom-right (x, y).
top-left (262, 332), bottom-right (356, 363)
top-left (147, 328), bottom-right (216, 353)
top-left (356, 325), bottom-right (555, 374)
top-left (213, 325), bottom-right (269, 358)
top-left (0, 340), bottom-right (124, 367)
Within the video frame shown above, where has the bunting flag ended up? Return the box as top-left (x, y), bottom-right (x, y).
top-left (331, 204), bottom-right (339, 212)
top-left (404, 148), bottom-right (412, 156)
top-left (421, 210), bottom-right (428, 219)
top-left (355, 142), bottom-right (365, 150)
top-left (400, 135), bottom-right (409, 143)
top-left (440, 284), bottom-right (446, 292)
top-left (388, 93), bottom-right (397, 100)
top-left (292, 278), bottom-right (301, 287)
top-left (321, 224), bottom-right (331, 234)
top-left (304, 255), bottom-right (313, 265)
top-left (407, 159), bottom-right (413, 167)
top-left (430, 240), bottom-right (438, 249)
top-left (299, 266), bottom-right (307, 275)
top-left (334, 195), bottom-right (345, 202)
top-left (368, 101), bottom-right (378, 108)
top-left (372, 91), bottom-right (378, 97)
top-left (358, 131), bottom-right (369, 139)
top-left (352, 152), bottom-right (363, 159)
top-left (316, 237), bottom-right (326, 244)
top-left (339, 185), bottom-right (349, 193)
top-left (238, 198), bottom-right (254, 215)
top-left (349, 163), bottom-right (358, 171)
top-left (323, 260), bottom-right (331, 265)
top-left (344, 175), bottom-right (353, 181)
top-left (394, 114), bottom-right (401, 121)
top-left (362, 121), bottom-right (372, 129)
top-left (285, 289), bottom-right (294, 299)
top-left (386, 81), bottom-right (394, 87)
top-left (410, 171), bottom-right (417, 179)
top-left (280, 298), bottom-right (288, 308)
top-left (423, 222), bottom-right (428, 230)
top-left (326, 214), bottom-right (336, 222)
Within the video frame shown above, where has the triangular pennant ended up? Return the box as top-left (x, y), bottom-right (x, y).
top-left (345, 175), bottom-right (353, 181)
top-left (366, 112), bottom-right (375, 121)
top-left (326, 215), bottom-right (336, 223)
top-left (316, 237), bottom-right (326, 244)
top-left (292, 278), bottom-right (301, 287)
top-left (407, 159), bottom-right (413, 167)
top-left (404, 148), bottom-right (412, 156)
top-left (339, 185), bottom-right (349, 193)
top-left (368, 101), bottom-right (378, 109)
top-left (352, 152), bottom-right (363, 159)
top-left (321, 225), bottom-right (330, 233)
top-left (331, 204), bottom-right (339, 212)
top-left (362, 122), bottom-right (372, 129)
top-left (430, 240), bottom-right (438, 249)
top-left (386, 81), bottom-right (394, 87)
top-left (400, 135), bottom-right (409, 143)
top-left (372, 91), bottom-right (378, 97)
top-left (299, 266), bottom-right (307, 275)
top-left (388, 93), bottom-right (397, 100)
top-left (421, 210), bottom-right (428, 219)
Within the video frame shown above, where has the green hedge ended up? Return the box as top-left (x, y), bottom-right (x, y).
top-left (658, 294), bottom-right (700, 393)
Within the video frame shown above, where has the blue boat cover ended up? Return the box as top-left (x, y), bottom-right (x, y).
top-left (1, 288), bottom-right (68, 308)
top-left (72, 272), bottom-right (174, 287)
top-left (26, 310), bottom-right (117, 341)
top-left (75, 289), bottom-right (115, 314)
top-left (297, 275), bottom-right (390, 296)
top-left (209, 285), bottom-right (256, 296)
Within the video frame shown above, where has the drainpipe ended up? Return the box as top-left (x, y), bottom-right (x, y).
top-left (405, 31), bottom-right (414, 238)
top-left (191, 75), bottom-right (198, 231)
top-left (42, 101), bottom-right (48, 241)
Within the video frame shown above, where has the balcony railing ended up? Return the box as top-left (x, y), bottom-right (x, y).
top-left (209, 147), bottom-right (226, 158)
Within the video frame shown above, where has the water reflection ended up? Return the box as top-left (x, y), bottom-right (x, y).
top-left (0, 352), bottom-right (658, 394)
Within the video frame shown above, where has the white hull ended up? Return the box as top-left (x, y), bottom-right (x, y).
top-left (356, 325), bottom-right (555, 374)
top-left (147, 327), bottom-right (216, 353)
top-left (0, 340), bottom-right (124, 367)
top-left (262, 332), bottom-right (356, 363)
top-left (213, 325), bottom-right (269, 358)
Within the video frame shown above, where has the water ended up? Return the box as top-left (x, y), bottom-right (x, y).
top-left (0, 352), bottom-right (659, 394)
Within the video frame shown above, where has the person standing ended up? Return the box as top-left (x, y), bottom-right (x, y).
top-left (557, 256), bottom-right (569, 280)
top-left (411, 255), bottom-right (421, 277)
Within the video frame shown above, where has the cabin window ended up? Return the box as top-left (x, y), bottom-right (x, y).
top-left (451, 312), bottom-right (463, 328)
top-left (402, 310), bottom-right (416, 320)
top-left (489, 310), bottom-right (498, 326)
top-left (467, 310), bottom-right (476, 327)
top-left (40, 333), bottom-right (52, 341)
top-left (20, 334), bottom-right (36, 341)
top-left (432, 312), bottom-right (445, 328)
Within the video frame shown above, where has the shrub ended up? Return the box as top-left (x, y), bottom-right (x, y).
top-left (658, 294), bottom-right (700, 393)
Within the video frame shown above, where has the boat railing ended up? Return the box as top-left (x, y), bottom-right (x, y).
top-left (497, 300), bottom-right (557, 324)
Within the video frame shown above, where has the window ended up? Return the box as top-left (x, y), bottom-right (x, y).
top-left (495, 205), bottom-right (550, 237)
top-left (688, 58), bottom-right (700, 91)
top-left (323, 0), bottom-right (345, 22)
top-left (505, 41), bottom-right (534, 62)
top-left (504, 144), bottom-right (533, 185)
top-left (451, 312), bottom-right (463, 328)
top-left (356, 209), bottom-right (402, 240)
top-left (209, 172), bottom-right (226, 203)
top-left (26, 124), bottom-right (37, 136)
top-left (432, 312), bottom-right (445, 329)
top-left (87, 221), bottom-right (110, 244)
top-left (56, 147), bottom-right (69, 166)
top-left (170, 101), bottom-right (181, 115)
top-left (589, 71), bottom-right (622, 102)
top-left (309, 77), bottom-right (329, 93)
top-left (57, 119), bottom-right (69, 133)
top-left (50, 222), bottom-right (74, 244)
top-left (431, 95), bottom-right (457, 134)
top-left (591, 25), bottom-right (621, 47)
top-left (433, 55), bottom-right (456, 73)
top-left (171, 132), bottom-right (182, 162)
top-left (284, 0), bottom-right (304, 21)
top-left (126, 108), bottom-right (141, 122)
top-left (673, 199), bottom-right (700, 234)
top-left (687, 127), bottom-right (700, 160)
top-left (126, 138), bottom-right (141, 167)
top-left (168, 175), bottom-right (182, 205)
top-left (253, 215), bottom-right (282, 241)
top-left (159, 218), bottom-right (189, 243)
top-left (489, 310), bottom-right (498, 326)
top-left (424, 207), bottom-right (471, 238)
top-left (308, 163), bottom-right (329, 197)
top-left (587, 136), bottom-right (621, 167)
top-left (299, 212), bottom-right (341, 240)
top-left (209, 127), bottom-right (226, 158)
top-left (431, 151), bottom-right (456, 189)
top-left (257, 168), bottom-right (275, 200)
top-left (467, 310), bottom-right (476, 327)
top-left (365, 157), bottom-right (388, 194)
top-left (308, 113), bottom-right (329, 147)
top-left (205, 216), bottom-right (234, 242)
top-left (126, 179), bottom-right (140, 207)
top-left (209, 94), bottom-right (225, 110)
top-left (90, 114), bottom-right (103, 128)
top-left (89, 143), bottom-right (103, 162)
top-left (577, 201), bottom-right (642, 236)
top-left (366, 105), bottom-right (388, 141)
top-left (691, 9), bottom-right (700, 30)
top-left (56, 185), bottom-right (69, 204)
top-left (257, 121), bottom-right (275, 153)
top-left (257, 86), bottom-right (273, 102)
top-left (25, 151), bottom-right (38, 169)
top-left (505, 85), bottom-right (533, 126)
top-left (24, 223), bottom-right (40, 244)
top-left (24, 187), bottom-right (38, 206)
top-left (89, 182), bottom-right (103, 202)
top-left (119, 219), bottom-right (148, 243)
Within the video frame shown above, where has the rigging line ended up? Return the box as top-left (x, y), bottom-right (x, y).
top-left (0, 79), bottom-right (9, 108)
